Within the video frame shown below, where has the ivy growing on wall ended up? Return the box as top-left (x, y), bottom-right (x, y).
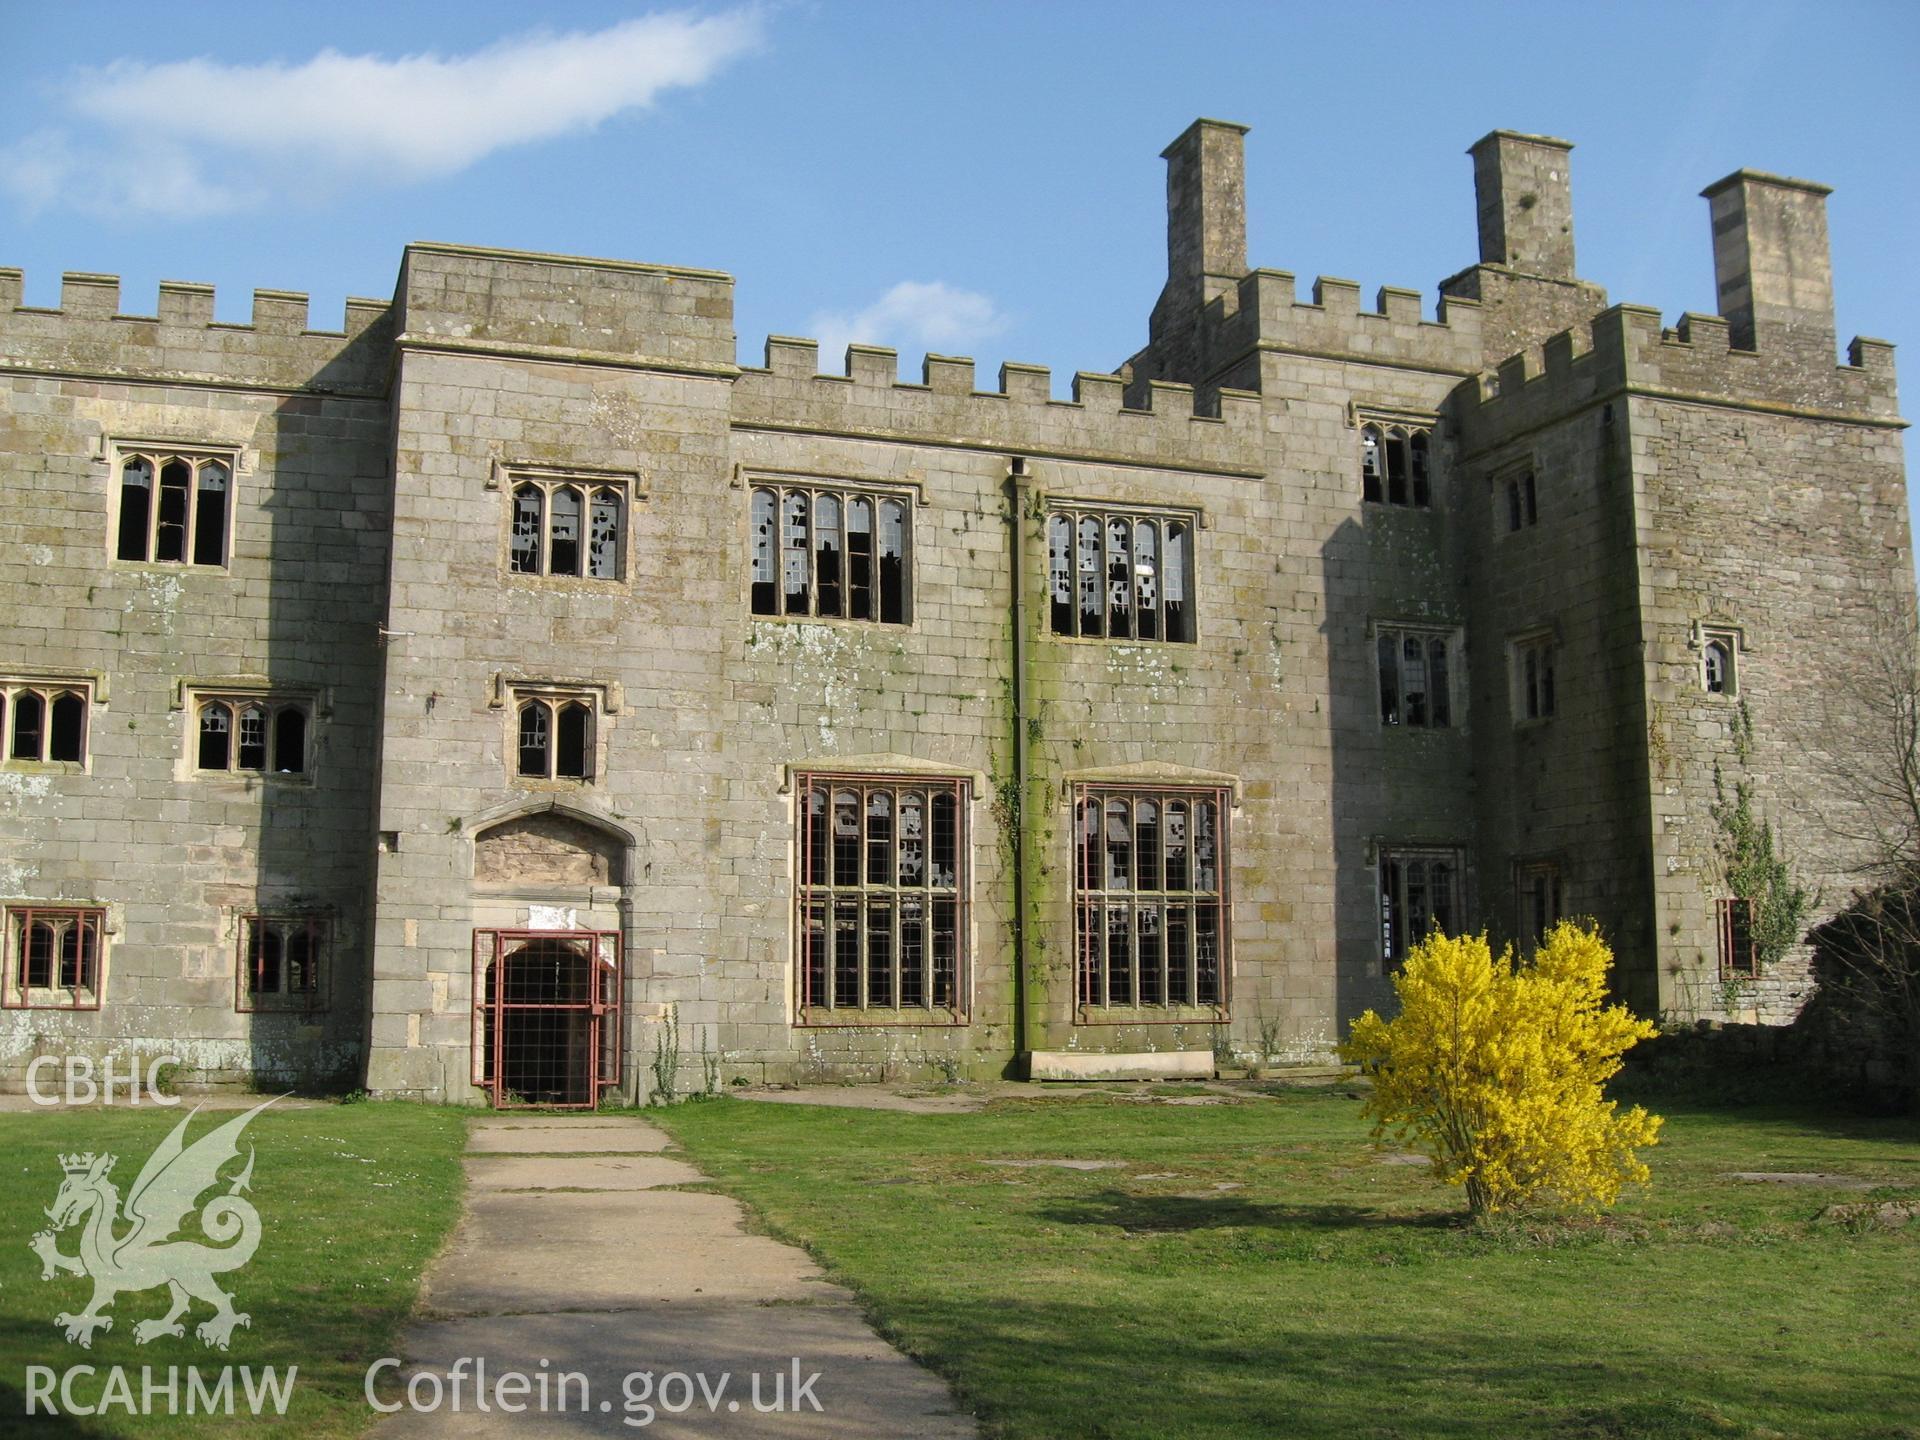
top-left (1711, 756), bottom-right (1814, 971)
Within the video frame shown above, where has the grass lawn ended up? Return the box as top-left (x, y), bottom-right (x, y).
top-left (0, 1100), bottom-right (467, 1436)
top-left (654, 1087), bottom-right (1920, 1440)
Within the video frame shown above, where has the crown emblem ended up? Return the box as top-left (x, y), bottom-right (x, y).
top-left (58, 1153), bottom-right (107, 1176)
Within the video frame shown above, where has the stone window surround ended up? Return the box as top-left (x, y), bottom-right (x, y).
top-left (1692, 620), bottom-right (1745, 699)
top-left (235, 911), bottom-right (331, 1014)
top-left (1370, 620), bottom-right (1462, 730)
top-left (176, 679), bottom-right (323, 784)
top-left (1508, 625), bottom-right (1560, 725)
top-left (1, 672), bottom-right (100, 772)
top-left (1353, 405), bottom-right (1438, 510)
top-left (495, 679), bottom-right (615, 789)
top-left (789, 762), bottom-right (974, 1028)
top-left (1375, 843), bottom-right (1467, 972)
top-left (492, 461), bottom-right (642, 588)
top-left (747, 473), bottom-right (916, 628)
top-left (106, 439), bottom-right (244, 570)
top-left (1044, 498), bottom-right (1202, 645)
top-left (2, 903), bottom-right (107, 1011)
top-left (1514, 857), bottom-right (1563, 951)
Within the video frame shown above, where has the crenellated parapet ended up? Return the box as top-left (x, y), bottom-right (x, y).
top-left (1197, 269), bottom-right (1484, 379)
top-left (1458, 303), bottom-right (1902, 448)
top-left (735, 336), bottom-right (1264, 476)
top-left (0, 267), bottom-right (394, 396)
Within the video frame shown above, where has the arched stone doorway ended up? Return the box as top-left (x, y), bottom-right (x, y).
top-left (468, 803), bottom-right (631, 1108)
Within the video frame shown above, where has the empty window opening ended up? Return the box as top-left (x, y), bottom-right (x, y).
top-left (514, 695), bottom-right (595, 783)
top-left (3, 682), bottom-right (91, 766)
top-left (797, 773), bottom-right (967, 1017)
top-left (1513, 634), bottom-right (1557, 722)
top-left (193, 695), bottom-right (309, 775)
top-left (1702, 631), bottom-right (1738, 697)
top-left (5, 905), bottom-right (104, 1009)
top-left (1505, 470), bottom-right (1540, 533)
top-left (1074, 786), bottom-right (1228, 1011)
top-left (1360, 424), bottom-right (1435, 509)
top-left (116, 451), bottom-right (230, 566)
top-left (1377, 626), bottom-right (1455, 729)
top-left (238, 914), bottom-right (328, 1011)
top-left (1048, 506), bottom-right (1194, 643)
top-left (1379, 848), bottom-right (1462, 970)
top-left (1718, 896), bottom-right (1757, 978)
top-left (750, 484), bottom-right (909, 624)
top-left (506, 475), bottom-right (626, 580)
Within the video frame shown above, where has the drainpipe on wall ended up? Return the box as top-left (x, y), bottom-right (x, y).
top-left (1005, 457), bottom-right (1033, 1072)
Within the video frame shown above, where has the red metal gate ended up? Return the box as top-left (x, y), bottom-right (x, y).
top-left (471, 929), bottom-right (622, 1109)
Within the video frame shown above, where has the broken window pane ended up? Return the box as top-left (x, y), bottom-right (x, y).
top-left (273, 706), bottom-right (306, 773)
top-left (805, 787), bottom-right (829, 886)
top-left (511, 485), bottom-right (542, 574)
top-left (286, 924), bottom-right (318, 993)
top-left (1048, 515), bottom-right (1073, 635)
top-left (814, 494), bottom-right (843, 617)
top-left (236, 704), bottom-right (268, 770)
top-left (198, 702), bottom-right (231, 770)
top-left (193, 460), bottom-right (228, 566)
top-left (1104, 798), bottom-right (1132, 890)
top-left (866, 790), bottom-right (893, 886)
top-left (251, 925), bottom-right (283, 994)
top-left (832, 789), bottom-right (860, 886)
top-left (1138, 904), bottom-right (1165, 1004)
top-left (1167, 904), bottom-right (1191, 1003)
top-left (1105, 903), bottom-right (1133, 1005)
top-left (548, 486), bottom-right (582, 576)
top-left (1164, 801), bottom-right (1189, 890)
top-left (781, 491), bottom-right (811, 614)
top-left (750, 488), bottom-right (777, 614)
top-left (1410, 433), bottom-right (1431, 508)
top-left (899, 896), bottom-right (926, 1007)
top-left (1105, 517), bottom-right (1132, 638)
top-left (930, 789), bottom-right (957, 888)
top-left (118, 457), bottom-right (153, 561)
top-left (156, 459), bottom-right (191, 563)
top-left (1076, 515), bottom-right (1103, 636)
top-left (846, 498), bottom-right (872, 620)
top-left (1164, 523), bottom-right (1192, 642)
top-left (1134, 521), bottom-right (1159, 640)
top-left (931, 897), bottom-right (957, 1007)
top-left (897, 790), bottom-right (925, 886)
top-left (517, 701), bottom-right (549, 777)
top-left (803, 899), bottom-right (828, 1007)
top-left (1385, 431), bottom-right (1409, 506)
top-left (1361, 426), bottom-right (1383, 503)
top-left (555, 702), bottom-right (590, 779)
top-left (588, 489), bottom-right (622, 579)
top-left (60, 916), bottom-right (97, 991)
top-left (1705, 639), bottom-right (1731, 694)
top-left (1403, 635), bottom-right (1428, 727)
top-left (833, 897), bottom-right (860, 1006)
top-left (879, 499), bottom-right (907, 624)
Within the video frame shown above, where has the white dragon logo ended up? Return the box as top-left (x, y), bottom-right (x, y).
top-left (30, 1098), bottom-right (273, 1350)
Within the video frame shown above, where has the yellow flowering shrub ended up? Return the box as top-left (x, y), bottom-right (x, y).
top-left (1341, 921), bottom-right (1662, 1216)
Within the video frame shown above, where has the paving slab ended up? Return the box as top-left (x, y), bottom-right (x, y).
top-left (381, 1113), bottom-right (974, 1437)
top-left (468, 1125), bottom-right (673, 1154)
top-left (466, 1154), bottom-right (707, 1191)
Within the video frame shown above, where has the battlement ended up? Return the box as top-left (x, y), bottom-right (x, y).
top-left (735, 336), bottom-right (1264, 476)
top-left (1460, 303), bottom-right (1901, 443)
top-left (1196, 269), bottom-right (1484, 379)
top-left (0, 267), bottom-right (394, 395)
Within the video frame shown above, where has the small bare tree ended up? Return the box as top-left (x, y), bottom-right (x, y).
top-left (1813, 592), bottom-right (1920, 1108)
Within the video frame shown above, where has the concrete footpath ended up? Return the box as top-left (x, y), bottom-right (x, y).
top-left (377, 1113), bottom-right (975, 1437)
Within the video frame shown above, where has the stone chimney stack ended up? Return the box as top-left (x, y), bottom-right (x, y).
top-left (1162, 118), bottom-right (1249, 309)
top-left (1469, 131), bottom-right (1577, 279)
top-left (1701, 169), bottom-right (1836, 354)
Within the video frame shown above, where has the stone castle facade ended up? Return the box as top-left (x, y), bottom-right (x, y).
top-left (1, 120), bottom-right (1910, 1103)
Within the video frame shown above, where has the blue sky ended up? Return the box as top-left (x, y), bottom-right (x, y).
top-left (4, 2), bottom-right (1917, 422)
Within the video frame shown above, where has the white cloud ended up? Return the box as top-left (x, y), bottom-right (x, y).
top-left (2, 9), bottom-right (763, 217)
top-left (809, 281), bottom-right (1012, 370)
